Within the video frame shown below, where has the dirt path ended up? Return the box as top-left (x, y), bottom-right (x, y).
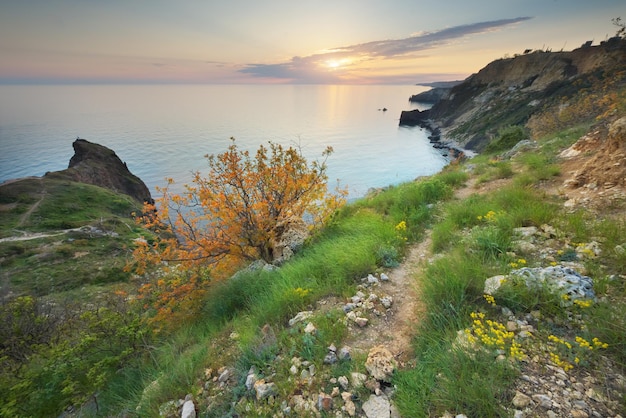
top-left (342, 178), bottom-right (490, 365)
top-left (17, 178), bottom-right (45, 228)
top-left (342, 234), bottom-right (432, 364)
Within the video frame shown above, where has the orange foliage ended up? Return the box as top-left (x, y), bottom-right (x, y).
top-left (128, 139), bottom-right (346, 329)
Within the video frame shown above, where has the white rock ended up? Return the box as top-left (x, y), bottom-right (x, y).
top-left (289, 311), bottom-right (313, 326)
top-left (532, 393), bottom-right (552, 409)
top-left (245, 373), bottom-right (257, 390)
top-left (484, 275), bottom-right (507, 294)
top-left (380, 273), bottom-right (389, 281)
top-left (365, 346), bottom-right (397, 382)
top-left (181, 399), bottom-right (196, 418)
top-left (512, 391), bottom-right (531, 408)
top-left (355, 317), bottom-right (369, 327)
top-left (362, 394), bottom-right (390, 418)
top-left (381, 296), bottom-right (393, 309)
top-left (367, 274), bottom-right (380, 284)
top-left (351, 372), bottom-right (367, 388)
top-left (254, 379), bottom-right (277, 400)
top-left (304, 322), bottom-right (317, 334)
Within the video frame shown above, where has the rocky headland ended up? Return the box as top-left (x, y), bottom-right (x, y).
top-left (400, 37), bottom-right (626, 152)
top-left (44, 138), bottom-right (152, 203)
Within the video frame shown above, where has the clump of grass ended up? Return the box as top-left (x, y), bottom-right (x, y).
top-left (484, 125), bottom-right (529, 154)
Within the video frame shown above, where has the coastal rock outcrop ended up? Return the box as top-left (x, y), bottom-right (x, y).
top-left (45, 139), bottom-right (152, 203)
top-left (400, 38), bottom-right (626, 151)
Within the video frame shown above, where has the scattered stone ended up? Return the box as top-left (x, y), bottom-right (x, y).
top-left (338, 345), bottom-right (352, 361)
top-left (304, 322), bottom-right (317, 334)
top-left (484, 275), bottom-right (508, 295)
top-left (217, 368), bottom-right (230, 384)
top-left (380, 273), bottom-right (389, 281)
top-left (338, 376), bottom-right (349, 390)
top-left (380, 295), bottom-right (393, 309)
top-left (365, 346), bottom-right (397, 382)
top-left (318, 392), bottom-right (333, 411)
top-left (367, 274), bottom-right (380, 284)
top-left (324, 351), bottom-right (338, 364)
top-left (365, 378), bottom-right (381, 394)
top-left (485, 266), bottom-right (596, 305)
top-left (254, 379), bottom-right (277, 400)
top-left (291, 394), bottom-right (318, 415)
top-left (532, 393), bottom-right (553, 409)
top-left (512, 391), bottom-right (531, 408)
top-left (362, 394), bottom-right (391, 418)
top-left (289, 311), bottom-right (313, 326)
top-left (351, 372), bottom-right (368, 388)
top-left (343, 303), bottom-right (357, 313)
top-left (342, 392), bottom-right (356, 417)
top-left (181, 399), bottom-right (196, 418)
top-left (514, 226), bottom-right (538, 237)
top-left (245, 370), bottom-right (258, 390)
top-left (355, 317), bottom-right (369, 327)
top-left (158, 400), bottom-right (180, 417)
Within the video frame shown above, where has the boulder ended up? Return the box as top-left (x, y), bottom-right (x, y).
top-left (45, 139), bottom-right (151, 203)
top-left (365, 346), bottom-right (397, 382)
top-left (181, 399), bottom-right (196, 418)
top-left (270, 216), bottom-right (309, 264)
top-left (362, 394), bottom-right (391, 418)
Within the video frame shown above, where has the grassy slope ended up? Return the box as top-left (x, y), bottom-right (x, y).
top-left (0, 178), bottom-right (144, 296)
top-left (93, 118), bottom-right (625, 417)
top-left (2, 74), bottom-right (625, 417)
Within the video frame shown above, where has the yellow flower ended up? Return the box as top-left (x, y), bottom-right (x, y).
top-left (395, 221), bottom-right (407, 232)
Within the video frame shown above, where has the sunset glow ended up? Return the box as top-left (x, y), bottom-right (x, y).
top-left (0, 1), bottom-right (623, 84)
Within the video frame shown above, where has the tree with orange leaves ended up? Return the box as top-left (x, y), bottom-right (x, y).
top-left (131, 138), bottom-right (345, 279)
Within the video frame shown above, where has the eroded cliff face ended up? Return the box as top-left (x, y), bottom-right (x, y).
top-left (45, 139), bottom-right (152, 203)
top-left (401, 38), bottom-right (626, 151)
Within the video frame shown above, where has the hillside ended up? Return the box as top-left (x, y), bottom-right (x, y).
top-left (1, 40), bottom-right (626, 417)
top-left (401, 37), bottom-right (626, 151)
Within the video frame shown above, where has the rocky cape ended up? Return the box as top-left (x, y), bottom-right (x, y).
top-left (400, 37), bottom-right (626, 151)
top-left (42, 138), bottom-right (152, 203)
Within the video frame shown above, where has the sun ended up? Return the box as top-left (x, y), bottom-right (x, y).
top-left (326, 60), bottom-right (341, 69)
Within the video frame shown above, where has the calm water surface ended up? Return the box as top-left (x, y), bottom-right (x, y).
top-left (0, 84), bottom-right (445, 198)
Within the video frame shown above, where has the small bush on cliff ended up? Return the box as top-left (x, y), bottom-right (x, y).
top-left (484, 125), bottom-right (528, 154)
top-left (129, 139), bottom-right (345, 329)
top-left (133, 139), bottom-right (345, 275)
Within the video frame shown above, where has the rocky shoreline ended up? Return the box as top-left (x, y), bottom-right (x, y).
top-left (398, 107), bottom-right (469, 161)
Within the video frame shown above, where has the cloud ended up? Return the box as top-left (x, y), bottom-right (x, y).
top-left (240, 17), bottom-right (532, 82)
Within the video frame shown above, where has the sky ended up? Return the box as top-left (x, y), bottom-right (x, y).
top-left (0, 0), bottom-right (624, 85)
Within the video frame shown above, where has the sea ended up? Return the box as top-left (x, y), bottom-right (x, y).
top-left (0, 84), bottom-right (447, 199)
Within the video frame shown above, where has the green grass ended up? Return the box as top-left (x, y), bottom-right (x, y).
top-left (4, 114), bottom-right (626, 417)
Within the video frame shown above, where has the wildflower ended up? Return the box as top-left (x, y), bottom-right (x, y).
top-left (573, 299), bottom-right (593, 309)
top-left (395, 221), bottom-right (407, 232)
top-left (483, 294), bottom-right (497, 306)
